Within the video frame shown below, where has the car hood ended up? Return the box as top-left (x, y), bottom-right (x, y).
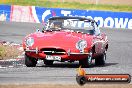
top-left (24, 30), bottom-right (93, 51)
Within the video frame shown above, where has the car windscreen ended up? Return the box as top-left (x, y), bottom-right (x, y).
top-left (45, 19), bottom-right (95, 34)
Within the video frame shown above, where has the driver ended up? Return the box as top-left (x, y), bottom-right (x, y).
top-left (51, 21), bottom-right (62, 29)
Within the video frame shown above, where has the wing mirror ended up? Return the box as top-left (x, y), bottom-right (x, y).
top-left (36, 29), bottom-right (40, 32)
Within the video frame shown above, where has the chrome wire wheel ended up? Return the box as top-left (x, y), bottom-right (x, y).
top-left (87, 51), bottom-right (93, 65)
top-left (79, 50), bottom-right (93, 67)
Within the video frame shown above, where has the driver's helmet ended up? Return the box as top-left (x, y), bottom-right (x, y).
top-left (51, 21), bottom-right (62, 29)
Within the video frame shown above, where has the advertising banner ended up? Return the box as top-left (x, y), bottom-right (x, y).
top-left (0, 5), bottom-right (132, 29)
top-left (33, 7), bottom-right (132, 29)
top-left (10, 5), bottom-right (35, 22)
top-left (0, 5), bottom-right (11, 21)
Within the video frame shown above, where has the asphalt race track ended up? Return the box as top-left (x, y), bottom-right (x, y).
top-left (0, 21), bottom-right (132, 84)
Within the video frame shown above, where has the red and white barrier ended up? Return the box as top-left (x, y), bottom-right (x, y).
top-left (10, 5), bottom-right (35, 23)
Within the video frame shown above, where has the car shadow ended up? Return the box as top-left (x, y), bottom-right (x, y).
top-left (40, 62), bottom-right (79, 68)
top-left (93, 63), bottom-right (118, 68)
top-left (36, 62), bottom-right (118, 68)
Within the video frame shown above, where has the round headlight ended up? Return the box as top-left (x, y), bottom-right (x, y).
top-left (76, 40), bottom-right (87, 51)
top-left (25, 37), bottom-right (34, 47)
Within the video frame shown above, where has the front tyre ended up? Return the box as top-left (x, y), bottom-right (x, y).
top-left (79, 50), bottom-right (93, 67)
top-left (95, 51), bottom-right (106, 66)
top-left (25, 54), bottom-right (37, 67)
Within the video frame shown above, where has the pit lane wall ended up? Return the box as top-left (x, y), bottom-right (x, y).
top-left (0, 5), bottom-right (132, 29)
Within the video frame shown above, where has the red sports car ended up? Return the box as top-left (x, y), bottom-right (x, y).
top-left (22, 16), bottom-right (108, 67)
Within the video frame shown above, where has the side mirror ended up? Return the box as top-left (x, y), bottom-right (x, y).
top-left (36, 29), bottom-right (40, 32)
top-left (42, 28), bottom-right (45, 33)
top-left (95, 22), bottom-right (99, 27)
top-left (42, 21), bottom-right (48, 29)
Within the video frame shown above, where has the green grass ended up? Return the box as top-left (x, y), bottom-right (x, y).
top-left (0, 44), bottom-right (21, 60)
top-left (0, 0), bottom-right (132, 12)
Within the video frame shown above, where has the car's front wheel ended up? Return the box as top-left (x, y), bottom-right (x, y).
top-left (95, 51), bottom-right (106, 66)
top-left (79, 50), bottom-right (93, 67)
top-left (44, 60), bottom-right (54, 66)
top-left (25, 54), bottom-right (37, 67)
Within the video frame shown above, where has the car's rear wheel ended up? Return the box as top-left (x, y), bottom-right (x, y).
top-left (79, 50), bottom-right (93, 67)
top-left (44, 60), bottom-right (54, 66)
top-left (95, 51), bottom-right (106, 66)
top-left (25, 54), bottom-right (37, 67)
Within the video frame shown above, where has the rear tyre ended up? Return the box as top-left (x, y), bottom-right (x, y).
top-left (44, 60), bottom-right (54, 66)
top-left (79, 50), bottom-right (93, 67)
top-left (95, 51), bottom-right (106, 66)
top-left (25, 54), bottom-right (37, 67)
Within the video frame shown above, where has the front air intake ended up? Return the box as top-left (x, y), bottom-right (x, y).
top-left (40, 48), bottom-right (66, 55)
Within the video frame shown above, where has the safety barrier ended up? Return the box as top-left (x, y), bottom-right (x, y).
top-left (0, 5), bottom-right (132, 29)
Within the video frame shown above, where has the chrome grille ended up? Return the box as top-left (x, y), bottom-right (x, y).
top-left (40, 48), bottom-right (66, 55)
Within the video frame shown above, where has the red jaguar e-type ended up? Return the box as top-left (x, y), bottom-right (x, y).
top-left (22, 16), bottom-right (108, 67)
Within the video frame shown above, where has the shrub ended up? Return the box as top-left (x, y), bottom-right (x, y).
top-left (0, 44), bottom-right (22, 60)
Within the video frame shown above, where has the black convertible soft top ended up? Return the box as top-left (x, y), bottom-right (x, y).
top-left (48, 16), bottom-right (95, 22)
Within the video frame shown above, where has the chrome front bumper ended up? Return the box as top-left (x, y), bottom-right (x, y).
top-left (25, 48), bottom-right (89, 56)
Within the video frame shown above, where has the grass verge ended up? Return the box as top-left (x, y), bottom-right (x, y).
top-left (0, 44), bottom-right (22, 60)
top-left (0, 0), bottom-right (132, 12)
